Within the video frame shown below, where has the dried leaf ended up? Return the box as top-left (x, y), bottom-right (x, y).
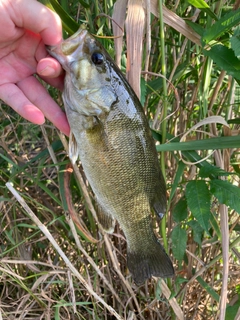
top-left (125, 0), bottom-right (145, 98)
top-left (112, 0), bottom-right (127, 67)
top-left (150, 0), bottom-right (201, 45)
top-left (180, 116), bottom-right (229, 143)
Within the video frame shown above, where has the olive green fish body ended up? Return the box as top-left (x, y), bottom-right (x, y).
top-left (48, 28), bottom-right (174, 285)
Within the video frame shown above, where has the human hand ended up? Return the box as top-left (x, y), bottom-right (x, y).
top-left (0, 0), bottom-right (70, 135)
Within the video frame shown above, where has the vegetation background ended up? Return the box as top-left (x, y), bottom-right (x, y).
top-left (0, 0), bottom-right (240, 319)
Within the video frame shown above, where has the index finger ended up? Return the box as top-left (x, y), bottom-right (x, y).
top-left (11, 0), bottom-right (62, 45)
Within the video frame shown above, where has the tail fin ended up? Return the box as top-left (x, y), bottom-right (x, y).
top-left (127, 239), bottom-right (174, 285)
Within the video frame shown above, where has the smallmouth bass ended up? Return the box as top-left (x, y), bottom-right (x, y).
top-left (48, 28), bottom-right (174, 285)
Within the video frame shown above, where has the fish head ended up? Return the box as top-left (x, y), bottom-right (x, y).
top-left (47, 28), bottom-right (118, 118)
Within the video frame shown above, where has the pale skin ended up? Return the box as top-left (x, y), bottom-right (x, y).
top-left (0, 0), bottom-right (70, 135)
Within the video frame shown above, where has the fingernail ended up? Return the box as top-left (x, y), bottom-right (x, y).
top-left (38, 66), bottom-right (55, 77)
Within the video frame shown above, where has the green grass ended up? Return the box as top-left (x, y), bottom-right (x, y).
top-left (1, 0), bottom-right (240, 319)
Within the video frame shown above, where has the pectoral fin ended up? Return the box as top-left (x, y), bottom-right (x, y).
top-left (152, 192), bottom-right (167, 220)
top-left (153, 201), bottom-right (165, 220)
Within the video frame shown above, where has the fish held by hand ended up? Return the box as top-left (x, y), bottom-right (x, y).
top-left (47, 27), bottom-right (174, 285)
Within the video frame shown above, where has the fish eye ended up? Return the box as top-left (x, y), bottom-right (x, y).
top-left (91, 52), bottom-right (104, 65)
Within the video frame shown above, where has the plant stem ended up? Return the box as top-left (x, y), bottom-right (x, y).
top-left (158, 0), bottom-right (173, 306)
top-left (158, 0), bottom-right (168, 253)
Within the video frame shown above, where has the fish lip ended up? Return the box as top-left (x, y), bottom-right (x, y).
top-left (46, 43), bottom-right (65, 64)
top-left (46, 44), bottom-right (56, 54)
top-left (46, 28), bottom-right (89, 65)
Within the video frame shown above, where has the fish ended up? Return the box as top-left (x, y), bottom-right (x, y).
top-left (47, 27), bottom-right (174, 285)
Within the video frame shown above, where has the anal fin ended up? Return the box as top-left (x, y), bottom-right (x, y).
top-left (96, 202), bottom-right (115, 233)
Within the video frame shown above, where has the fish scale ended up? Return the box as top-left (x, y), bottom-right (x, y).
top-left (47, 27), bottom-right (174, 285)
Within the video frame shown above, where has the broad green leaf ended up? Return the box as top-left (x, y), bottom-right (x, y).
top-left (185, 20), bottom-right (205, 37)
top-left (202, 8), bottom-right (240, 44)
top-left (173, 197), bottom-right (188, 223)
top-left (231, 25), bottom-right (240, 57)
top-left (182, 151), bottom-right (225, 180)
top-left (226, 302), bottom-right (240, 320)
top-left (171, 225), bottom-right (187, 262)
top-left (188, 0), bottom-right (218, 20)
top-left (187, 220), bottom-right (204, 245)
top-left (186, 180), bottom-right (211, 232)
top-left (203, 45), bottom-right (240, 80)
top-left (199, 165), bottom-right (232, 178)
top-left (209, 179), bottom-right (240, 213)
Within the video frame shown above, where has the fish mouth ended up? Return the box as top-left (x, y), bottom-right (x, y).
top-left (46, 28), bottom-right (89, 64)
top-left (46, 43), bottom-right (66, 65)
